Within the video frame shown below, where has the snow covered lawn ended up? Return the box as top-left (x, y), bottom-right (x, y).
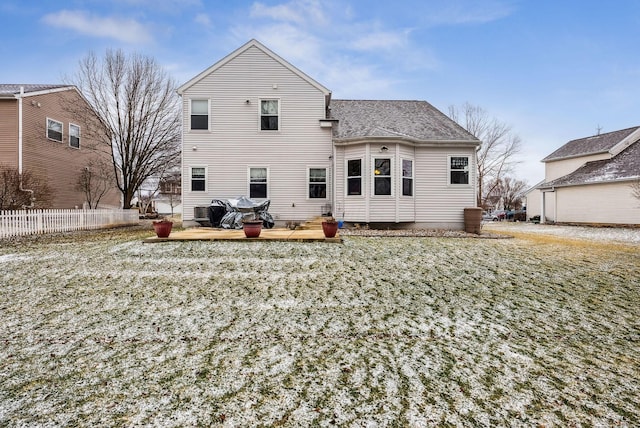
top-left (1, 227), bottom-right (639, 426)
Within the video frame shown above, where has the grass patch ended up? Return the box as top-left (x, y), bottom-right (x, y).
top-left (0, 227), bottom-right (638, 426)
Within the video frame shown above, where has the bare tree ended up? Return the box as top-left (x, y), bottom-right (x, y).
top-left (68, 49), bottom-right (181, 209)
top-left (75, 158), bottom-right (115, 209)
top-left (448, 103), bottom-right (522, 207)
top-left (0, 165), bottom-right (53, 210)
top-left (495, 176), bottom-right (528, 210)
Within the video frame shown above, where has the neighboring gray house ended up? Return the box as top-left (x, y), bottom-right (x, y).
top-left (527, 126), bottom-right (640, 225)
top-left (178, 39), bottom-right (480, 229)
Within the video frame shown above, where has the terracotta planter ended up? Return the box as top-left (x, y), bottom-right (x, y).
top-left (242, 220), bottom-right (263, 238)
top-left (321, 221), bottom-right (338, 238)
top-left (152, 221), bottom-right (173, 238)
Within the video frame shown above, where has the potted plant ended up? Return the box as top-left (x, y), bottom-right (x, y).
top-left (152, 218), bottom-right (173, 238)
top-left (242, 215), bottom-right (263, 238)
top-left (321, 216), bottom-right (339, 238)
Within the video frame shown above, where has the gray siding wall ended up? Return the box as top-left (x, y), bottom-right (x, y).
top-left (181, 46), bottom-right (333, 222)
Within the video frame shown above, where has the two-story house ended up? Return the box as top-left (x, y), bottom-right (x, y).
top-left (0, 84), bottom-right (120, 209)
top-left (178, 39), bottom-right (480, 229)
top-left (527, 126), bottom-right (640, 225)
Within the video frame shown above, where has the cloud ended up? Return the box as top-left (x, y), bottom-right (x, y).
top-left (250, 0), bottom-right (328, 26)
top-left (194, 13), bottom-right (211, 27)
top-left (41, 10), bottom-right (152, 44)
top-left (424, 0), bottom-right (514, 25)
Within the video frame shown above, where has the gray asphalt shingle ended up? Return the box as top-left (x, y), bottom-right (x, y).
top-left (329, 99), bottom-right (479, 143)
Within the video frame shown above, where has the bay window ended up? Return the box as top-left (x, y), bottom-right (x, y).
top-left (347, 159), bottom-right (362, 196)
top-left (373, 158), bottom-right (391, 195)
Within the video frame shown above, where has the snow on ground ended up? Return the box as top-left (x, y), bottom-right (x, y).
top-left (0, 227), bottom-right (638, 427)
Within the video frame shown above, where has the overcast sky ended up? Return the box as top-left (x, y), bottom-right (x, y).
top-left (2, 0), bottom-right (639, 186)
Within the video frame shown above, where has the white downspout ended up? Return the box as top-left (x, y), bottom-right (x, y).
top-left (17, 86), bottom-right (34, 208)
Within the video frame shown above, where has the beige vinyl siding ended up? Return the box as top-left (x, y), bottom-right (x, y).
top-left (0, 100), bottom-right (19, 167)
top-left (545, 153), bottom-right (610, 181)
top-left (335, 143), bottom-right (475, 226)
top-left (525, 188), bottom-right (542, 220)
top-left (413, 147), bottom-right (476, 228)
top-left (555, 182), bottom-right (639, 224)
top-left (182, 45), bottom-right (333, 222)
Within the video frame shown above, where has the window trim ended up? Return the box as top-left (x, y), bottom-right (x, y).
top-left (248, 166), bottom-right (269, 199)
top-left (190, 166), bottom-right (207, 192)
top-left (307, 166), bottom-right (328, 200)
top-left (69, 123), bottom-right (81, 149)
top-left (448, 155), bottom-right (471, 186)
top-left (259, 98), bottom-right (280, 131)
top-left (46, 117), bottom-right (63, 143)
top-left (372, 156), bottom-right (393, 197)
top-left (346, 158), bottom-right (363, 197)
top-left (401, 158), bottom-right (414, 197)
top-left (190, 99), bottom-right (210, 131)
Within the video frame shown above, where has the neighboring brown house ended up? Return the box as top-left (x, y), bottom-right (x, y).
top-left (0, 84), bottom-right (120, 209)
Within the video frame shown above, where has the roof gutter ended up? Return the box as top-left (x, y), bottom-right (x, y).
top-left (333, 136), bottom-right (480, 147)
top-left (17, 86), bottom-right (34, 208)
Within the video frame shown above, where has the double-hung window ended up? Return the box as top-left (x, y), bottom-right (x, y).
top-left (373, 158), bottom-right (391, 196)
top-left (190, 99), bottom-right (209, 130)
top-left (249, 167), bottom-right (268, 199)
top-left (308, 168), bottom-right (327, 199)
top-left (47, 118), bottom-right (63, 142)
top-left (450, 156), bottom-right (470, 184)
top-left (69, 123), bottom-right (80, 148)
top-left (260, 99), bottom-right (279, 130)
top-left (191, 167), bottom-right (206, 191)
top-left (347, 159), bottom-right (362, 196)
top-left (402, 159), bottom-right (413, 196)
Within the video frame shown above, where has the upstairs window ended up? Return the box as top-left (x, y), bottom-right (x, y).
top-left (191, 167), bottom-right (206, 191)
top-left (47, 118), bottom-right (63, 142)
top-left (309, 168), bottom-right (327, 199)
top-left (347, 159), bottom-right (362, 196)
top-left (450, 156), bottom-right (470, 184)
top-left (69, 123), bottom-right (80, 149)
top-left (260, 100), bottom-right (279, 130)
top-left (373, 158), bottom-right (391, 195)
top-left (249, 167), bottom-right (268, 199)
top-left (190, 99), bottom-right (209, 130)
top-left (402, 159), bottom-right (413, 196)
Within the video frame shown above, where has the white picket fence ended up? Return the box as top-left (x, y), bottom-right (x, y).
top-left (0, 209), bottom-right (140, 238)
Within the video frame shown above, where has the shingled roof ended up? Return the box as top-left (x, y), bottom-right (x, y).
top-left (542, 126), bottom-right (640, 162)
top-left (329, 100), bottom-right (479, 144)
top-left (540, 139), bottom-right (640, 189)
top-left (0, 84), bottom-right (72, 97)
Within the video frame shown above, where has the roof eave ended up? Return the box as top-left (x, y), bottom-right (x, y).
top-left (333, 136), bottom-right (480, 147)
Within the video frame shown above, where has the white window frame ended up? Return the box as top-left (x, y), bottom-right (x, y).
top-left (248, 167), bottom-right (269, 199)
top-left (401, 158), bottom-right (413, 197)
top-left (346, 158), bottom-right (363, 197)
top-left (190, 166), bottom-right (207, 192)
top-left (190, 99), bottom-right (209, 131)
top-left (46, 117), bottom-right (63, 142)
top-left (307, 167), bottom-right (328, 200)
top-left (372, 156), bottom-right (393, 197)
top-left (259, 98), bottom-right (280, 131)
top-left (448, 155), bottom-right (471, 186)
top-left (69, 123), bottom-right (81, 149)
